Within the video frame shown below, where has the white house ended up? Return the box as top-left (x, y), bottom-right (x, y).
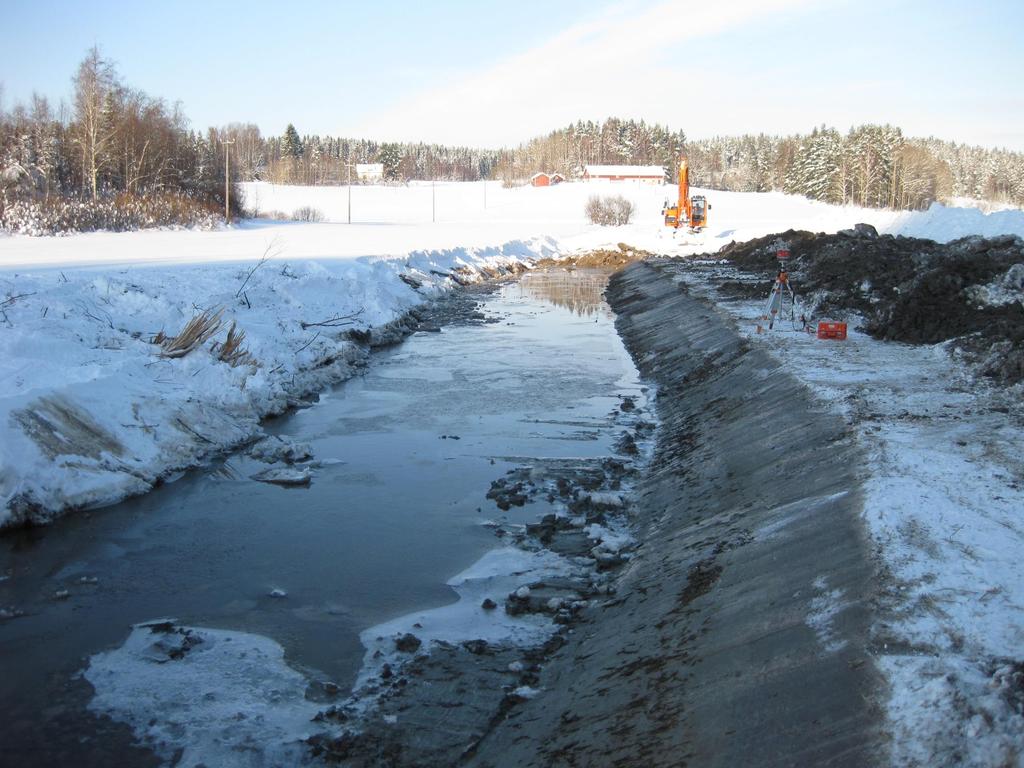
top-left (355, 163), bottom-right (384, 182)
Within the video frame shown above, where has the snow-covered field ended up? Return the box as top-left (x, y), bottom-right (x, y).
top-left (2, 179), bottom-right (1024, 764)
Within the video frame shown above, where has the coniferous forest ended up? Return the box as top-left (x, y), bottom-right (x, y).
top-left (2, 49), bottom-right (1022, 234)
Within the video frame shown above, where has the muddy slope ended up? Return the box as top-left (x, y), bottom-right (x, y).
top-left (468, 260), bottom-right (886, 767)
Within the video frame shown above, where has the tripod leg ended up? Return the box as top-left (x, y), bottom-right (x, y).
top-left (760, 285), bottom-right (774, 329)
top-left (768, 283), bottom-right (782, 329)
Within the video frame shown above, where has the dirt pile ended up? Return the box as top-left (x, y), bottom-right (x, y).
top-left (535, 243), bottom-right (654, 269)
top-left (717, 227), bottom-right (1024, 383)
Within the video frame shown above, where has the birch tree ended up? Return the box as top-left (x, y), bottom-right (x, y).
top-left (71, 47), bottom-right (120, 199)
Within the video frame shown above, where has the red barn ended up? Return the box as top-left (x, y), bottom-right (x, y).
top-left (531, 172), bottom-right (552, 187)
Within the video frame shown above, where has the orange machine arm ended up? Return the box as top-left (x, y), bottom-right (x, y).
top-left (678, 158), bottom-right (691, 225)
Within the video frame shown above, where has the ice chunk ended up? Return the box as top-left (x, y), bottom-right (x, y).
top-left (85, 621), bottom-right (322, 767)
top-left (251, 466), bottom-right (312, 487)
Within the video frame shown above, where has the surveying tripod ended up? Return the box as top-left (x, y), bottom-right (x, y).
top-left (757, 244), bottom-right (808, 333)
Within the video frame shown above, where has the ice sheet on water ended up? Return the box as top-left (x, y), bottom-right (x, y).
top-left (85, 621), bottom-right (323, 768)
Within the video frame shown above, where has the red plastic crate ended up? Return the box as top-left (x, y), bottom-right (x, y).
top-left (817, 321), bottom-right (847, 340)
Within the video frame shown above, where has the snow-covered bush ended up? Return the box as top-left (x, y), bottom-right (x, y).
top-left (0, 193), bottom-right (222, 236)
top-left (585, 195), bottom-right (635, 226)
top-left (291, 206), bottom-right (324, 222)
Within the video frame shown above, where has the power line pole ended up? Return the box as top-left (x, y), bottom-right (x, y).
top-left (223, 139), bottom-right (235, 224)
top-left (346, 163), bottom-right (354, 224)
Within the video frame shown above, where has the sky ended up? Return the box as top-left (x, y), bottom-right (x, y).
top-left (1, 0), bottom-right (1022, 150)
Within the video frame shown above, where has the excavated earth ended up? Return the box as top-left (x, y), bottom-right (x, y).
top-left (460, 260), bottom-right (887, 767)
top-left (714, 227), bottom-right (1024, 383)
top-left (534, 243), bottom-right (655, 270)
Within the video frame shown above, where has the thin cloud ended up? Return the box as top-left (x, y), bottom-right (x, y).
top-left (353, 0), bottom-right (819, 147)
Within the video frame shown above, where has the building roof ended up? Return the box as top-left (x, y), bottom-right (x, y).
top-left (584, 165), bottom-right (666, 177)
top-left (530, 172), bottom-right (550, 179)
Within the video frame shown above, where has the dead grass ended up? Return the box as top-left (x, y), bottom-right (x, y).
top-left (214, 321), bottom-right (253, 367)
top-left (156, 308), bottom-right (224, 358)
top-left (12, 394), bottom-right (125, 460)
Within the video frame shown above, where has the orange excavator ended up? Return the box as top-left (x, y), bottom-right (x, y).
top-left (663, 156), bottom-right (709, 232)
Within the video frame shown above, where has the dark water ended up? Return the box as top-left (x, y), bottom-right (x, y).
top-left (0, 270), bottom-right (644, 766)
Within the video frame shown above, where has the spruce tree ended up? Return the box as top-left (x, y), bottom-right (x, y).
top-left (379, 143), bottom-right (401, 181)
top-left (281, 124), bottom-right (303, 159)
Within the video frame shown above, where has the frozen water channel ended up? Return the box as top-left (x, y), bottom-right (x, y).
top-left (0, 269), bottom-right (646, 766)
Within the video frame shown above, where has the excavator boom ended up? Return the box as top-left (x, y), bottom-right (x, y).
top-left (677, 158), bottom-right (690, 222)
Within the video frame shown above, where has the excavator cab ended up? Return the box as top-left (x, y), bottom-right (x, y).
top-left (662, 200), bottom-right (680, 227)
top-left (690, 195), bottom-right (708, 231)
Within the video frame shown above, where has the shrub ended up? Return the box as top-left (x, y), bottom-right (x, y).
top-left (585, 194), bottom-right (635, 226)
top-left (0, 193), bottom-right (222, 236)
top-left (291, 206), bottom-right (325, 222)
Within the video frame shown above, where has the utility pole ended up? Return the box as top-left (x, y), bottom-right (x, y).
top-left (223, 139), bottom-right (235, 224)
top-left (346, 163), bottom-right (354, 224)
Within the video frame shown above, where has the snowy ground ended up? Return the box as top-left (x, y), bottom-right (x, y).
top-left (676, 269), bottom-right (1024, 768)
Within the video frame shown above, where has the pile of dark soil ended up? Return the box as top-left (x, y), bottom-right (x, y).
top-left (716, 226), bottom-right (1024, 384)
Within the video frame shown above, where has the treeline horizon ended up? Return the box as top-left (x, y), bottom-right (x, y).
top-left (2, 47), bottom-right (1022, 230)
top-left (174, 118), bottom-right (1024, 212)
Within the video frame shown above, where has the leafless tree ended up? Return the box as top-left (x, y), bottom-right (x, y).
top-left (71, 46), bottom-right (119, 199)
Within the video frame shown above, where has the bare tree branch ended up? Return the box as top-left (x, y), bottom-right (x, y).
top-left (294, 331), bottom-right (321, 354)
top-left (77, 300), bottom-right (113, 329)
top-left (236, 239), bottom-right (281, 298)
top-left (300, 308), bottom-right (363, 330)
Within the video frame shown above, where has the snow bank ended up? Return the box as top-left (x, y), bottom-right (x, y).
top-left (0, 238), bottom-right (553, 527)
top-left (891, 201), bottom-right (1024, 242)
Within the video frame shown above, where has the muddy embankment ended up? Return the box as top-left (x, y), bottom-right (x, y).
top-left (468, 260), bottom-right (887, 767)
